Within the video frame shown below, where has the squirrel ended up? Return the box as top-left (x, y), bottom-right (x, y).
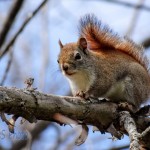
top-left (57, 14), bottom-right (150, 110)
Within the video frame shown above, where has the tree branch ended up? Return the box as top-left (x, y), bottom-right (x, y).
top-left (0, 86), bottom-right (118, 127)
top-left (125, 0), bottom-right (145, 37)
top-left (0, 0), bottom-right (48, 59)
top-left (0, 86), bottom-right (150, 148)
top-left (0, 50), bottom-right (13, 86)
top-left (0, 0), bottom-right (24, 48)
top-left (119, 111), bottom-right (141, 150)
top-left (99, 0), bottom-right (149, 11)
top-left (80, 0), bottom-right (150, 11)
top-left (141, 37), bottom-right (150, 49)
top-left (110, 144), bottom-right (129, 150)
top-left (11, 121), bottom-right (51, 150)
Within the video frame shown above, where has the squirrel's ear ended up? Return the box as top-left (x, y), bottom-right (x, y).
top-left (59, 39), bottom-right (63, 48)
top-left (78, 37), bottom-right (87, 50)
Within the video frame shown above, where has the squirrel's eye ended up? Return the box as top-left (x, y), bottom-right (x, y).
top-left (75, 53), bottom-right (81, 60)
top-left (57, 60), bottom-right (59, 63)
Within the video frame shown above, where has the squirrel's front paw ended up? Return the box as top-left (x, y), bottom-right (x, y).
top-left (75, 91), bottom-right (89, 100)
top-left (118, 102), bottom-right (136, 113)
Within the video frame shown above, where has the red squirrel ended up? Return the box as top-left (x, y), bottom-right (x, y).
top-left (57, 14), bottom-right (150, 110)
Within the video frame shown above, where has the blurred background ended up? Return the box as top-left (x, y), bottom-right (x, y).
top-left (0, 0), bottom-right (150, 149)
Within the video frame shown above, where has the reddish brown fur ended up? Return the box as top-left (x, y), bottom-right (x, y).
top-left (79, 14), bottom-right (149, 74)
top-left (58, 14), bottom-right (150, 109)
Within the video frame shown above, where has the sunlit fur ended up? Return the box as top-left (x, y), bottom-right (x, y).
top-left (58, 14), bottom-right (150, 109)
top-left (58, 42), bottom-right (95, 96)
top-left (79, 14), bottom-right (149, 74)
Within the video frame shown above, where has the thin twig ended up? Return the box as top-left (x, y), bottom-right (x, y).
top-left (79, 0), bottom-right (150, 11)
top-left (0, 49), bottom-right (13, 86)
top-left (126, 0), bottom-right (145, 37)
top-left (110, 144), bottom-right (129, 150)
top-left (140, 126), bottom-right (150, 138)
top-left (0, 0), bottom-right (24, 48)
top-left (11, 121), bottom-right (50, 150)
top-left (0, 0), bottom-right (49, 59)
top-left (119, 111), bottom-right (140, 150)
top-left (141, 37), bottom-right (150, 49)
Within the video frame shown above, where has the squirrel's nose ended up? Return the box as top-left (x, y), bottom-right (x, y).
top-left (62, 63), bottom-right (69, 71)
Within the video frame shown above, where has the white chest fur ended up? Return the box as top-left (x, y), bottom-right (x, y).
top-left (66, 71), bottom-right (94, 95)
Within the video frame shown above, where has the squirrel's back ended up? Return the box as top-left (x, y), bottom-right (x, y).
top-left (58, 14), bottom-right (150, 109)
top-left (79, 14), bottom-right (149, 74)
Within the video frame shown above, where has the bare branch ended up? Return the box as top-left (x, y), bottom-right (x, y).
top-left (0, 86), bottom-right (118, 127)
top-left (119, 111), bottom-right (141, 150)
top-left (0, 0), bottom-right (24, 48)
top-left (81, 0), bottom-right (150, 11)
top-left (141, 37), bottom-right (150, 49)
top-left (126, 0), bottom-right (145, 37)
top-left (0, 86), bottom-right (150, 148)
top-left (110, 144), bottom-right (129, 150)
top-left (11, 121), bottom-right (50, 150)
top-left (0, 0), bottom-right (49, 59)
top-left (0, 50), bottom-right (13, 86)
top-left (140, 126), bottom-right (150, 138)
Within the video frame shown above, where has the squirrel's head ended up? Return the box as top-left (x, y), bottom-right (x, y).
top-left (57, 38), bottom-right (91, 77)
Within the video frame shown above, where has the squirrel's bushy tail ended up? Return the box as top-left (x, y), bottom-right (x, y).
top-left (79, 14), bottom-right (149, 73)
